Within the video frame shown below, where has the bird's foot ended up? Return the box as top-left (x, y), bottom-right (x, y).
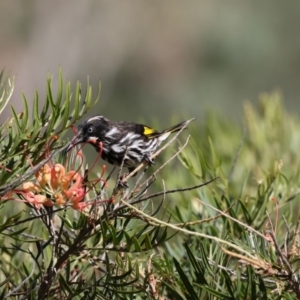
top-left (144, 154), bottom-right (155, 166)
top-left (117, 175), bottom-right (129, 189)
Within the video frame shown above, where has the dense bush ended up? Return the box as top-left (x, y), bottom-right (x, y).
top-left (0, 71), bottom-right (299, 299)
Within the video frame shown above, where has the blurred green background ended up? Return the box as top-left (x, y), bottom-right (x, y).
top-left (1, 1), bottom-right (300, 125)
top-left (2, 3), bottom-right (300, 297)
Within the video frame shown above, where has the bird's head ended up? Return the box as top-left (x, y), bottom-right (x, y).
top-left (66, 116), bottom-right (109, 153)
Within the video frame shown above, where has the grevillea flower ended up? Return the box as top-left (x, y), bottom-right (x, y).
top-left (2, 135), bottom-right (108, 211)
top-left (6, 163), bottom-right (86, 210)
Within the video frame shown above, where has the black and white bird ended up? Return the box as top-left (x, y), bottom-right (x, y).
top-left (66, 116), bottom-right (191, 174)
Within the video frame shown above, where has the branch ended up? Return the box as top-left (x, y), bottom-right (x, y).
top-left (119, 199), bottom-right (263, 262)
top-left (134, 178), bottom-right (218, 203)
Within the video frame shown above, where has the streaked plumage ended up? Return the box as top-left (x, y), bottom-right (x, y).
top-left (66, 116), bottom-right (189, 173)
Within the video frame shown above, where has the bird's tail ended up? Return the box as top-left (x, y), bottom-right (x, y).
top-left (162, 120), bottom-right (191, 134)
top-left (150, 119), bottom-right (193, 141)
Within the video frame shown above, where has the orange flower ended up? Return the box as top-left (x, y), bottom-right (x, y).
top-left (23, 182), bottom-right (41, 193)
top-left (61, 170), bottom-right (81, 190)
top-left (4, 136), bottom-right (108, 211)
top-left (50, 164), bottom-right (65, 189)
top-left (63, 171), bottom-right (85, 206)
top-left (35, 164), bottom-right (51, 187)
top-left (24, 191), bottom-right (54, 209)
top-left (54, 192), bottom-right (66, 205)
top-left (24, 163), bottom-right (85, 208)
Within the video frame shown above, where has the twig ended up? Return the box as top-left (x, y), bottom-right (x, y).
top-left (101, 165), bottom-right (116, 191)
top-left (139, 135), bottom-right (191, 189)
top-left (282, 216), bottom-right (290, 256)
top-left (196, 256), bottom-right (276, 285)
top-left (128, 134), bottom-right (191, 201)
top-left (146, 255), bottom-right (158, 299)
top-left (266, 230), bottom-right (294, 277)
top-left (141, 206), bottom-right (233, 229)
top-left (173, 206), bottom-right (233, 227)
top-left (197, 198), bottom-right (268, 241)
top-left (4, 207), bottom-right (65, 228)
top-left (4, 263), bottom-right (35, 298)
top-left (132, 165), bottom-right (148, 192)
top-left (4, 228), bottom-right (44, 241)
top-left (132, 177), bottom-right (156, 200)
top-left (115, 145), bottom-right (129, 187)
top-left (132, 178), bottom-right (218, 203)
top-left (112, 178), bottom-right (217, 215)
top-left (220, 246), bottom-right (274, 273)
top-left (148, 180), bottom-right (166, 218)
top-left (119, 199), bottom-right (263, 262)
top-left (265, 210), bottom-right (275, 237)
top-left (54, 209), bottom-right (67, 257)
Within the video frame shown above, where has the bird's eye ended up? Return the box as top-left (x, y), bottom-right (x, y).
top-left (88, 127), bottom-right (93, 133)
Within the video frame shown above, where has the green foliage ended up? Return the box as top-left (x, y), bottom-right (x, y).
top-left (1, 71), bottom-right (300, 299)
top-left (162, 91), bottom-right (300, 299)
top-left (0, 69), bottom-right (100, 196)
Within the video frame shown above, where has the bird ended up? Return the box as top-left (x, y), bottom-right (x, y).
top-left (66, 116), bottom-right (191, 174)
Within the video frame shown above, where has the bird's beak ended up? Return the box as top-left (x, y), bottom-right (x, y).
top-left (65, 134), bottom-right (84, 153)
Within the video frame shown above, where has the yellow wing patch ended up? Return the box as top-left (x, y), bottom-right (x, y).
top-left (143, 126), bottom-right (157, 136)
